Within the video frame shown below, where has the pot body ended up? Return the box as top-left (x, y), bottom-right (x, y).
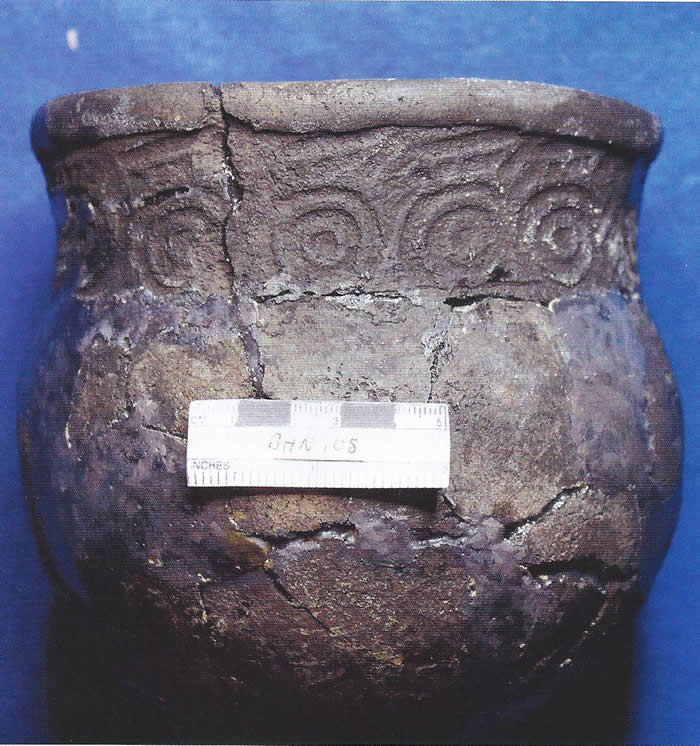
top-left (21, 80), bottom-right (681, 739)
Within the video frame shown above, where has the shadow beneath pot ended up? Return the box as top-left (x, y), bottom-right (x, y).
top-left (458, 632), bottom-right (638, 745)
top-left (46, 591), bottom-right (637, 744)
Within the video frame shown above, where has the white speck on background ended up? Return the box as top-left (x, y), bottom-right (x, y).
top-left (66, 28), bottom-right (79, 51)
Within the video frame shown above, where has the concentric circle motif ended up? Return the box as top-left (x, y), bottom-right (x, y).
top-left (518, 186), bottom-right (595, 286)
top-left (271, 188), bottom-right (381, 275)
top-left (145, 205), bottom-right (207, 288)
top-left (398, 184), bottom-right (502, 285)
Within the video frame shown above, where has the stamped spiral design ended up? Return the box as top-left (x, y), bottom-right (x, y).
top-left (142, 204), bottom-right (208, 288)
top-left (249, 130), bottom-right (635, 295)
top-left (518, 186), bottom-right (595, 286)
top-left (271, 188), bottom-right (381, 274)
top-left (398, 183), bottom-right (502, 284)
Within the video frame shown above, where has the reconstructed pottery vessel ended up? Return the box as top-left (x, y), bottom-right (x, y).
top-left (22, 80), bottom-right (682, 741)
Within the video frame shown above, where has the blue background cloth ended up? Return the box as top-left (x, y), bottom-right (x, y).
top-left (1, 2), bottom-right (698, 742)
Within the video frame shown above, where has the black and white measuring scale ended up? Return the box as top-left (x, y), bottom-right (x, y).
top-left (187, 399), bottom-right (450, 489)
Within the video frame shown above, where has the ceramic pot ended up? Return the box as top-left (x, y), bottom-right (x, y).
top-left (21, 80), bottom-right (682, 741)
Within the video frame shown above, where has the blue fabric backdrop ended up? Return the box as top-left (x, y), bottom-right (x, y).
top-left (1, 2), bottom-right (698, 742)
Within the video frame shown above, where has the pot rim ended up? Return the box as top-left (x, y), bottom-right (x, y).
top-left (32, 78), bottom-right (661, 157)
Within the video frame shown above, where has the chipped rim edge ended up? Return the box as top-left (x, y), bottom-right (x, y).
top-left (31, 78), bottom-right (662, 157)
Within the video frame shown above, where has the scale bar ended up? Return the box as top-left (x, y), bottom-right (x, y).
top-left (187, 399), bottom-right (450, 489)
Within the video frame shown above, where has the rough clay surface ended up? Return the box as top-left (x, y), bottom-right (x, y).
top-left (22, 81), bottom-right (681, 737)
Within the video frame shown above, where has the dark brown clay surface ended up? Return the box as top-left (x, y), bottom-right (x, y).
top-left (22, 80), bottom-right (681, 740)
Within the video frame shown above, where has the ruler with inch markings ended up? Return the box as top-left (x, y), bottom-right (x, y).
top-left (186, 399), bottom-right (450, 489)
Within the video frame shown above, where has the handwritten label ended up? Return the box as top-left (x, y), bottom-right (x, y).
top-left (187, 399), bottom-right (449, 489)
